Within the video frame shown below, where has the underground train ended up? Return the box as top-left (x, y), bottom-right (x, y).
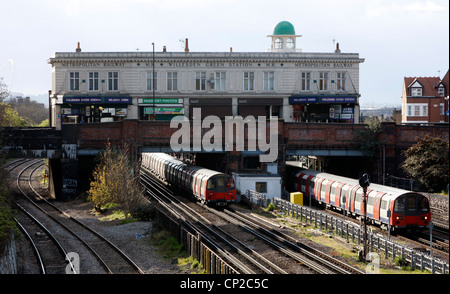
top-left (293, 169), bottom-right (431, 231)
top-left (142, 152), bottom-right (236, 206)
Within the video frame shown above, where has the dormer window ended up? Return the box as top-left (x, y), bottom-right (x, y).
top-left (438, 85), bottom-right (445, 96)
top-left (411, 88), bottom-right (422, 96)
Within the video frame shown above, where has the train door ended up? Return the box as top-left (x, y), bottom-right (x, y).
top-left (296, 172), bottom-right (305, 191)
top-left (329, 182), bottom-right (338, 205)
top-left (372, 192), bottom-right (385, 221)
top-left (304, 175), bottom-right (314, 197)
top-left (200, 175), bottom-right (208, 201)
top-left (325, 180), bottom-right (333, 204)
top-left (340, 185), bottom-right (350, 210)
top-left (379, 196), bottom-right (390, 224)
top-left (335, 183), bottom-right (344, 208)
top-left (309, 177), bottom-right (316, 202)
top-left (366, 190), bottom-right (377, 218)
top-left (355, 189), bottom-right (363, 214)
top-left (314, 178), bottom-right (322, 202)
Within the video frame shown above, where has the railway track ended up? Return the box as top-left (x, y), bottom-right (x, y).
top-left (141, 168), bottom-right (364, 274)
top-left (10, 158), bottom-right (143, 274)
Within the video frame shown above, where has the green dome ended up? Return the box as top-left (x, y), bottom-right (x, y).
top-left (273, 21), bottom-right (296, 35)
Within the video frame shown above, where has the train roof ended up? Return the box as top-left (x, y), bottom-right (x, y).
top-left (144, 152), bottom-right (226, 178)
top-left (297, 169), bottom-right (425, 199)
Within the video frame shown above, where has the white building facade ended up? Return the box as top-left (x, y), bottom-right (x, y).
top-left (48, 21), bottom-right (364, 129)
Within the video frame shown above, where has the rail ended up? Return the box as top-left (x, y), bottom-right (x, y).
top-left (273, 198), bottom-right (449, 274)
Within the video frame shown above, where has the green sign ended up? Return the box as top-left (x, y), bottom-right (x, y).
top-left (144, 107), bottom-right (184, 115)
top-left (140, 98), bottom-right (182, 104)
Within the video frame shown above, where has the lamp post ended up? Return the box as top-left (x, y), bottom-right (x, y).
top-left (152, 42), bottom-right (155, 121)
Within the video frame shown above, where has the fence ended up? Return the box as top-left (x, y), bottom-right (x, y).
top-left (154, 206), bottom-right (238, 274)
top-left (273, 198), bottom-right (449, 274)
top-left (387, 175), bottom-right (421, 191)
top-left (244, 190), bottom-right (271, 207)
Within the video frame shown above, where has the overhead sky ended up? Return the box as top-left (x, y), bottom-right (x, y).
top-left (1, 0), bottom-right (449, 106)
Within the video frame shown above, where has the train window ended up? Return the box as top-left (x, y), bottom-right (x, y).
top-left (207, 178), bottom-right (216, 189)
top-left (381, 200), bottom-right (387, 210)
top-left (407, 197), bottom-right (416, 211)
top-left (368, 196), bottom-right (374, 206)
top-left (394, 198), bottom-right (405, 212)
top-left (216, 177), bottom-right (225, 187)
top-left (419, 197), bottom-right (429, 211)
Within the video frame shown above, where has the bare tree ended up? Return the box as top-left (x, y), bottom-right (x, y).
top-left (87, 143), bottom-right (146, 216)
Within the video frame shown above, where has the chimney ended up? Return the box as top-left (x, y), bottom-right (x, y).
top-left (184, 38), bottom-right (189, 53)
top-left (230, 47), bottom-right (233, 52)
top-left (334, 42), bottom-right (341, 53)
top-left (76, 42), bottom-right (82, 53)
top-left (163, 46), bottom-right (167, 53)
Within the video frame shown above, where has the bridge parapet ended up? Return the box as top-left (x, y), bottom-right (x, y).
top-left (1, 127), bottom-right (62, 158)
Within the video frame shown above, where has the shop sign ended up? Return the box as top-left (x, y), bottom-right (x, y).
top-left (139, 98), bottom-right (183, 104)
top-left (144, 107), bottom-right (184, 115)
top-left (289, 96), bottom-right (357, 104)
top-left (64, 97), bottom-right (102, 103)
top-left (63, 97), bottom-right (131, 104)
top-left (104, 97), bottom-right (131, 103)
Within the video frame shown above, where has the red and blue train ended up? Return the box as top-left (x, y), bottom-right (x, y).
top-left (142, 152), bottom-right (236, 206)
top-left (293, 169), bottom-right (431, 231)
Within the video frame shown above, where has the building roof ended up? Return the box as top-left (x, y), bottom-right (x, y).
top-left (272, 21), bottom-right (296, 35)
top-left (404, 76), bottom-right (441, 97)
top-left (440, 70), bottom-right (449, 95)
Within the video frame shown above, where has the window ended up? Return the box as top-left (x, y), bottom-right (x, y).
top-left (274, 38), bottom-right (283, 49)
top-left (319, 72), bottom-right (329, 91)
top-left (336, 72), bottom-right (346, 91)
top-left (256, 182), bottom-right (267, 193)
top-left (244, 72), bottom-right (255, 91)
top-left (195, 72), bottom-right (206, 91)
top-left (438, 86), bottom-right (445, 97)
top-left (108, 72), bottom-right (118, 91)
top-left (286, 38), bottom-right (295, 49)
top-left (407, 103), bottom-right (428, 116)
top-left (301, 72), bottom-right (311, 91)
top-left (69, 72), bottom-right (79, 91)
top-left (88, 72), bottom-right (98, 91)
top-left (146, 72), bottom-right (157, 91)
top-left (264, 72), bottom-right (275, 91)
top-left (414, 105), bottom-right (420, 116)
top-left (167, 72), bottom-right (178, 91)
top-left (215, 72), bottom-right (226, 91)
top-left (411, 88), bottom-right (422, 96)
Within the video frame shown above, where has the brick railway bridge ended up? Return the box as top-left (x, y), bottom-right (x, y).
top-left (1, 120), bottom-right (448, 200)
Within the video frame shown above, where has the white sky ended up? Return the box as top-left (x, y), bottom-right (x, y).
top-left (1, 0), bottom-right (449, 106)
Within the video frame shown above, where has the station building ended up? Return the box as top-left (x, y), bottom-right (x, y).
top-left (48, 21), bottom-right (364, 129)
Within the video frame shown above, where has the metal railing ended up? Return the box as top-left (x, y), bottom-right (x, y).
top-left (273, 197), bottom-right (449, 274)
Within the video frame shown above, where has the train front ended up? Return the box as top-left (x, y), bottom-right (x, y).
top-left (390, 193), bottom-right (431, 230)
top-left (205, 174), bottom-right (236, 206)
